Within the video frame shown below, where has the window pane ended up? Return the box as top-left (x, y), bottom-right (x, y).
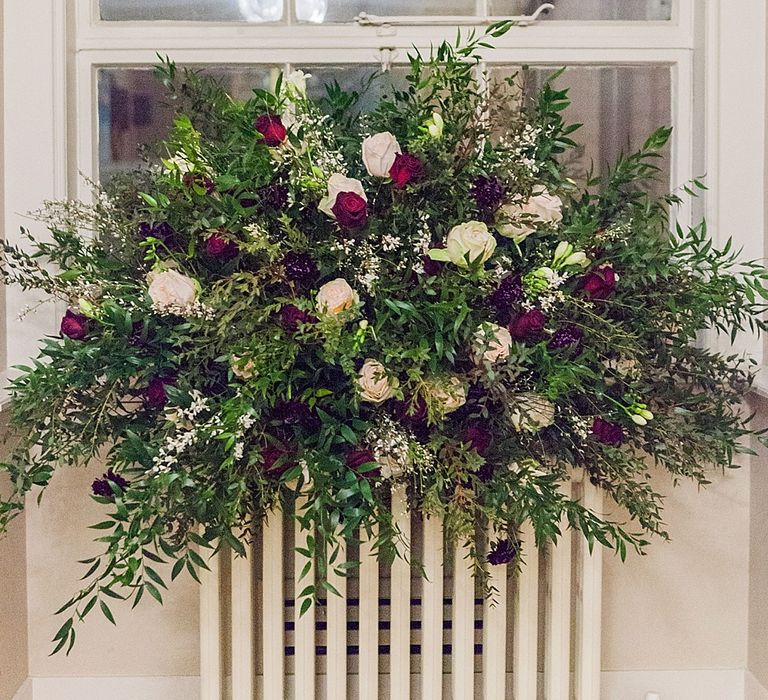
top-left (100, 0), bottom-right (284, 22)
top-left (298, 65), bottom-right (409, 110)
top-left (491, 0), bottom-right (672, 21)
top-left (307, 0), bottom-right (475, 22)
top-left (490, 65), bottom-right (672, 194)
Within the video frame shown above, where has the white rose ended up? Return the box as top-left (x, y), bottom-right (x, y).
top-left (473, 323), bottom-right (513, 364)
top-left (316, 278), bottom-right (359, 315)
top-left (444, 221), bottom-right (497, 267)
top-left (357, 359), bottom-right (398, 403)
top-left (147, 269), bottom-right (198, 311)
top-left (497, 188), bottom-right (563, 242)
top-left (318, 174), bottom-right (367, 217)
top-left (428, 376), bottom-right (467, 414)
top-left (509, 393), bottom-right (556, 432)
top-left (362, 132), bottom-right (401, 178)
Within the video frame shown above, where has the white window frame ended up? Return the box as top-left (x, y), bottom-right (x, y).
top-left (4, 0), bottom-right (766, 392)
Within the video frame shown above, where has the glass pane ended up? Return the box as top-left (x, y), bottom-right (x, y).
top-left (100, 0), bottom-right (284, 22)
top-left (490, 65), bottom-right (672, 194)
top-left (490, 0), bottom-right (673, 21)
top-left (298, 65), bottom-right (409, 111)
top-left (98, 67), bottom-right (279, 178)
top-left (307, 0), bottom-right (475, 22)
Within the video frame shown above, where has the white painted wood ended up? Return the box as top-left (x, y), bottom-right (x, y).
top-left (261, 511), bottom-right (285, 700)
top-left (199, 547), bottom-right (223, 700)
top-left (575, 482), bottom-right (604, 700)
top-left (230, 529), bottom-right (255, 700)
top-left (358, 526), bottom-right (380, 700)
top-left (544, 481), bottom-right (573, 700)
top-left (293, 496), bottom-right (316, 699)
top-left (420, 516), bottom-right (444, 700)
top-left (482, 532), bottom-right (507, 700)
top-left (325, 536), bottom-right (348, 700)
top-left (451, 540), bottom-right (474, 699)
top-left (513, 521), bottom-right (539, 700)
top-left (389, 485), bottom-right (411, 700)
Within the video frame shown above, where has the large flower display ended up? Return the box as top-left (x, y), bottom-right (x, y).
top-left (1, 26), bottom-right (767, 650)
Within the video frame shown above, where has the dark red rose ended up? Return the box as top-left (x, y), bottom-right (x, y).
top-left (91, 469), bottom-right (130, 500)
top-left (60, 309), bottom-right (88, 340)
top-left (487, 539), bottom-right (518, 566)
top-left (581, 265), bottom-right (617, 301)
top-left (205, 231), bottom-right (239, 260)
top-left (346, 449), bottom-right (381, 478)
top-left (509, 309), bottom-right (547, 341)
top-left (279, 304), bottom-right (317, 333)
top-left (182, 172), bottom-right (215, 194)
top-left (332, 191), bottom-right (368, 229)
top-left (462, 425), bottom-right (493, 455)
top-left (273, 400), bottom-right (320, 431)
top-left (393, 395), bottom-right (428, 427)
top-left (255, 114), bottom-right (287, 147)
top-left (592, 417), bottom-right (625, 447)
top-left (261, 444), bottom-right (296, 477)
top-left (145, 376), bottom-right (173, 409)
top-left (389, 153), bottom-right (424, 189)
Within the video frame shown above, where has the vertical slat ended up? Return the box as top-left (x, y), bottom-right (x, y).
top-left (231, 529), bottom-right (254, 700)
top-left (513, 522), bottom-right (539, 700)
top-left (389, 485), bottom-right (411, 700)
top-left (326, 536), bottom-right (348, 700)
top-left (261, 511), bottom-right (285, 700)
top-left (482, 531), bottom-right (507, 700)
top-left (545, 481), bottom-right (573, 700)
top-left (358, 526), bottom-right (380, 699)
top-left (294, 496), bottom-right (317, 699)
top-left (575, 480), bottom-right (604, 700)
top-left (420, 515), bottom-right (444, 700)
top-left (200, 547), bottom-right (223, 700)
top-left (451, 540), bottom-right (474, 698)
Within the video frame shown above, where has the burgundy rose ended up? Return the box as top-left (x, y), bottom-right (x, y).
top-left (509, 309), bottom-right (547, 341)
top-left (487, 539), bottom-right (518, 566)
top-left (332, 191), bottom-right (368, 229)
top-left (261, 444), bottom-right (296, 477)
top-left (273, 400), bottom-right (320, 431)
top-left (389, 153), bottom-right (424, 189)
top-left (205, 231), bottom-right (239, 260)
top-left (60, 309), bottom-right (88, 340)
top-left (91, 468), bottom-right (130, 500)
top-left (283, 251), bottom-right (319, 286)
top-left (183, 172), bottom-right (215, 194)
top-left (393, 395), bottom-right (428, 427)
top-left (279, 304), bottom-right (317, 333)
top-left (592, 418), bottom-right (625, 447)
top-left (420, 254), bottom-right (443, 277)
top-left (462, 425), bottom-right (493, 456)
top-left (346, 449), bottom-right (381, 478)
top-left (145, 376), bottom-right (173, 409)
top-left (581, 265), bottom-right (617, 301)
top-left (255, 114), bottom-right (287, 147)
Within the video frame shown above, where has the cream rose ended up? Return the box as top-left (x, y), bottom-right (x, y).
top-left (318, 174), bottom-right (367, 217)
top-left (147, 269), bottom-right (198, 311)
top-left (231, 356), bottom-right (256, 380)
top-left (362, 132), bottom-right (401, 178)
top-left (497, 188), bottom-right (563, 242)
top-left (357, 359), bottom-right (398, 403)
top-left (473, 323), bottom-right (513, 364)
top-left (316, 278), bottom-right (359, 315)
top-left (444, 220), bottom-right (497, 268)
top-left (428, 376), bottom-right (467, 414)
top-left (509, 393), bottom-right (556, 432)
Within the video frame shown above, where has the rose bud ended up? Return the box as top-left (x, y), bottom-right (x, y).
top-left (509, 309), bottom-right (547, 341)
top-left (346, 449), bottom-right (381, 479)
top-left (331, 191), bottom-right (368, 229)
top-left (462, 424), bottom-right (493, 455)
top-left (389, 152), bottom-right (424, 189)
top-left (255, 114), bottom-right (287, 147)
top-left (487, 539), bottom-right (518, 566)
top-left (182, 172), bottom-right (215, 194)
top-left (205, 231), bottom-right (239, 260)
top-left (592, 417), bottom-right (625, 447)
top-left (91, 468), bottom-right (130, 500)
top-left (60, 309), bottom-right (89, 340)
top-left (279, 304), bottom-right (317, 333)
top-left (581, 265), bottom-right (617, 301)
top-left (145, 376), bottom-right (173, 409)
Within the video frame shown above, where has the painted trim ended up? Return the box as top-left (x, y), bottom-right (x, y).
top-left (20, 677), bottom-right (199, 700)
top-left (746, 670), bottom-right (768, 700)
top-left (601, 669), bottom-right (746, 700)
top-left (11, 679), bottom-right (32, 700)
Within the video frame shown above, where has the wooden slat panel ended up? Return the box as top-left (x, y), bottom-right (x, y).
top-left (575, 481), bottom-right (604, 700)
top-left (294, 496), bottom-right (316, 699)
top-left (389, 485), bottom-right (411, 700)
top-left (200, 546), bottom-right (223, 700)
top-left (545, 481), bottom-right (573, 700)
top-left (231, 529), bottom-right (254, 700)
top-left (451, 540), bottom-right (474, 699)
top-left (482, 531), bottom-right (508, 700)
top-left (358, 526), bottom-right (380, 700)
top-left (261, 512), bottom-right (285, 700)
top-left (513, 522), bottom-right (539, 700)
top-left (326, 536), bottom-right (348, 700)
top-left (420, 516), bottom-right (444, 700)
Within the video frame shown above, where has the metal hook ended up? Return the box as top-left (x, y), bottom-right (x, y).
top-left (355, 3), bottom-right (555, 27)
top-left (520, 3), bottom-right (555, 25)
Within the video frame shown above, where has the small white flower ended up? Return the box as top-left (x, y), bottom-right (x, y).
top-left (425, 111), bottom-right (444, 139)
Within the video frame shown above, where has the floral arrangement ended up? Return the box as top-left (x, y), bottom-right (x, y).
top-left (1, 25), bottom-right (767, 650)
